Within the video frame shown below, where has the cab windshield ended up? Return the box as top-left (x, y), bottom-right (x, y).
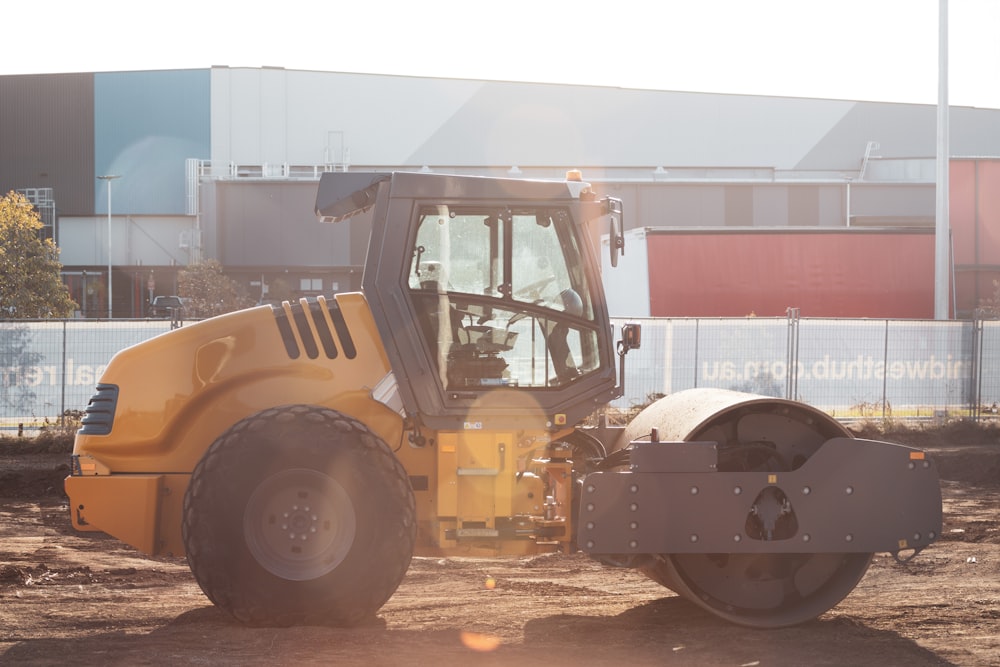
top-left (408, 205), bottom-right (599, 390)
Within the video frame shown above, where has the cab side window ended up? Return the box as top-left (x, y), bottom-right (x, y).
top-left (408, 206), bottom-right (599, 389)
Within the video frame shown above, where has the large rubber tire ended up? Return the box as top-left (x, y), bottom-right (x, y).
top-left (615, 388), bottom-right (874, 628)
top-left (182, 404), bottom-right (416, 626)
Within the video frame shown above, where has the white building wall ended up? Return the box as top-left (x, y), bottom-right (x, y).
top-left (208, 67), bottom-right (881, 172)
top-left (754, 186), bottom-right (789, 226)
top-left (59, 216), bottom-right (194, 267)
top-left (211, 68), bottom-right (484, 168)
top-left (601, 228), bottom-right (650, 318)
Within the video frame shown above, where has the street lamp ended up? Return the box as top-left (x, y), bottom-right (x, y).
top-left (97, 175), bottom-right (120, 318)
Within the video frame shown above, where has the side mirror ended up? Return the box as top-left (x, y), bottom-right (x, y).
top-left (620, 322), bottom-right (641, 352)
top-left (606, 198), bottom-right (625, 267)
top-left (616, 323), bottom-right (641, 395)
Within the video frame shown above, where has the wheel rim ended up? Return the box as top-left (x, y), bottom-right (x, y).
top-left (243, 468), bottom-right (357, 581)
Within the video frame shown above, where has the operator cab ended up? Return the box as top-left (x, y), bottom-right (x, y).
top-left (317, 171), bottom-right (623, 430)
top-left (409, 206), bottom-right (597, 390)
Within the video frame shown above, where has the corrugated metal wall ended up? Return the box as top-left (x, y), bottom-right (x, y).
top-left (606, 181), bottom-right (936, 232)
top-left (0, 74), bottom-right (95, 215)
top-left (214, 181), bottom-right (353, 267)
top-left (0, 70), bottom-right (210, 217)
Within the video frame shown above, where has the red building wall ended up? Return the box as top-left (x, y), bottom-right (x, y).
top-left (645, 230), bottom-right (935, 318)
top-left (951, 159), bottom-right (1000, 316)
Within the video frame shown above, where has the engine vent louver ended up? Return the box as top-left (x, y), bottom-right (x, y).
top-left (308, 299), bottom-right (338, 358)
top-left (292, 305), bottom-right (320, 359)
top-left (272, 299), bottom-right (357, 360)
top-left (326, 301), bottom-right (357, 358)
top-left (78, 384), bottom-right (119, 435)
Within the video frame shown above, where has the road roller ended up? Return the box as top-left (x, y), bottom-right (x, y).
top-left (66, 170), bottom-right (942, 628)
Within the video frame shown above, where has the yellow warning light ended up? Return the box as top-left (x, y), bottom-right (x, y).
top-left (565, 169), bottom-right (583, 182)
top-left (898, 539), bottom-right (909, 549)
top-left (768, 474), bottom-right (778, 484)
top-left (554, 413), bottom-right (567, 426)
top-left (910, 451), bottom-right (926, 460)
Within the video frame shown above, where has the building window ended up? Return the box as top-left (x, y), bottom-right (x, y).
top-left (300, 278), bottom-right (323, 292)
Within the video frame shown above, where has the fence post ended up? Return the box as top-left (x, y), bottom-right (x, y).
top-left (881, 320), bottom-right (890, 420)
top-left (971, 309), bottom-right (984, 421)
top-left (60, 320), bottom-right (67, 426)
top-left (693, 319), bottom-right (700, 388)
top-left (785, 307), bottom-right (800, 400)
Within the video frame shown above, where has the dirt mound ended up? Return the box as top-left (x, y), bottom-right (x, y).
top-left (848, 422), bottom-right (1000, 488)
top-left (848, 419), bottom-right (999, 446)
top-left (0, 453), bottom-right (70, 498)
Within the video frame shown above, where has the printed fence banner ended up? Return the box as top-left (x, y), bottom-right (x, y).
top-left (613, 318), bottom-right (992, 417)
top-left (1, 318), bottom-right (997, 424)
top-left (0, 321), bottom-right (173, 426)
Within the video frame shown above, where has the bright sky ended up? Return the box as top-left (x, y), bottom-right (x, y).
top-left (6, 0), bottom-right (999, 108)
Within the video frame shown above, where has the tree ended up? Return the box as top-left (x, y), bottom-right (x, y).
top-left (265, 276), bottom-right (294, 304)
top-left (178, 259), bottom-right (255, 318)
top-left (0, 191), bottom-right (76, 318)
top-left (980, 280), bottom-right (1000, 318)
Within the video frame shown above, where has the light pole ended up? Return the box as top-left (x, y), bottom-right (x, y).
top-left (935, 0), bottom-right (950, 319)
top-left (97, 175), bottom-right (120, 318)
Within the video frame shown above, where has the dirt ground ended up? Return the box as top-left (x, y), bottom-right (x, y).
top-left (1, 426), bottom-right (997, 667)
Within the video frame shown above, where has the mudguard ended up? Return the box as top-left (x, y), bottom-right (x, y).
top-left (578, 437), bottom-right (942, 556)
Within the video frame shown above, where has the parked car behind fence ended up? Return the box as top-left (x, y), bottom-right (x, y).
top-left (150, 296), bottom-right (184, 318)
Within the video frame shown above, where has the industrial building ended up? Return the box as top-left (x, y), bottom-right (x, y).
top-left (2, 67), bottom-right (999, 318)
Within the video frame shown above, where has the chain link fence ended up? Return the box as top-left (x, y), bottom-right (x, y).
top-left (0, 320), bottom-right (176, 431)
top-left (2, 314), bottom-right (998, 431)
top-left (613, 312), bottom-right (1000, 422)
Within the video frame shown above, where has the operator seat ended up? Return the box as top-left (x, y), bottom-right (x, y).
top-left (545, 288), bottom-right (583, 383)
